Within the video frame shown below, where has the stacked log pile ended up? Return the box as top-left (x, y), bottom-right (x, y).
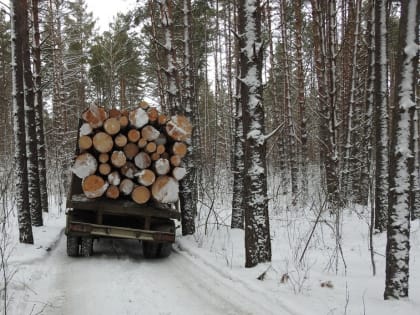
top-left (71, 102), bottom-right (192, 205)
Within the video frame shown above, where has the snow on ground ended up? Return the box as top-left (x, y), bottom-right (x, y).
top-left (4, 176), bottom-right (420, 315)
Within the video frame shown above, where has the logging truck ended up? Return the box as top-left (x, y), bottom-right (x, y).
top-left (65, 102), bottom-right (191, 258)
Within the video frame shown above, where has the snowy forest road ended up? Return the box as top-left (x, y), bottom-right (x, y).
top-left (14, 235), bottom-right (284, 315)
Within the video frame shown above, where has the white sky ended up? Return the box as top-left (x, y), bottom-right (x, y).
top-left (85, 0), bottom-right (138, 31)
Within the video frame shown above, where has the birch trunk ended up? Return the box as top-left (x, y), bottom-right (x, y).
top-left (384, 0), bottom-right (418, 299)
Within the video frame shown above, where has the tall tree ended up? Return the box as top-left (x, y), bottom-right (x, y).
top-left (384, 0), bottom-right (419, 299)
top-left (238, 0), bottom-right (271, 267)
top-left (11, 0), bottom-right (34, 243)
top-left (374, 0), bottom-right (389, 232)
top-left (31, 0), bottom-right (49, 213)
top-left (23, 0), bottom-right (43, 226)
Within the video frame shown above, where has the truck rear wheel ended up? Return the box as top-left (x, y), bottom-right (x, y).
top-left (80, 237), bottom-right (94, 257)
top-left (143, 241), bottom-right (172, 258)
top-left (67, 235), bottom-right (80, 257)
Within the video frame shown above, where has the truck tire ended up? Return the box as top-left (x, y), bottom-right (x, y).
top-left (142, 241), bottom-right (159, 258)
top-left (158, 243), bottom-right (172, 258)
top-left (67, 235), bottom-right (80, 257)
top-left (80, 237), bottom-right (94, 257)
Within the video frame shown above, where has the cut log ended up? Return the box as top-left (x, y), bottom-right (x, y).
top-left (127, 129), bottom-right (141, 143)
top-left (111, 150), bottom-right (126, 168)
top-left (156, 144), bottom-right (166, 155)
top-left (106, 185), bottom-right (120, 199)
top-left (158, 114), bottom-right (167, 125)
top-left (145, 142), bottom-right (157, 153)
top-left (170, 155), bottom-right (182, 167)
top-left (139, 100), bottom-right (149, 110)
top-left (147, 107), bottom-right (159, 122)
top-left (120, 161), bottom-right (138, 179)
top-left (82, 104), bottom-right (107, 128)
top-left (72, 152), bottom-right (97, 179)
top-left (137, 138), bottom-right (148, 149)
top-left (108, 171), bottom-right (121, 186)
top-left (98, 153), bottom-right (109, 163)
top-left (161, 152), bottom-right (169, 160)
top-left (134, 152), bottom-right (152, 169)
top-left (155, 158), bottom-right (170, 175)
top-left (82, 175), bottom-right (108, 198)
top-left (78, 135), bottom-right (92, 151)
top-left (98, 163), bottom-right (111, 175)
top-left (129, 107), bottom-right (149, 128)
top-left (123, 143), bottom-right (139, 160)
top-left (103, 117), bottom-right (121, 135)
top-left (119, 115), bottom-right (129, 128)
top-left (131, 186), bottom-right (151, 204)
top-left (119, 178), bottom-right (134, 195)
top-left (151, 176), bottom-right (179, 203)
top-left (108, 108), bottom-right (121, 118)
top-left (172, 167), bottom-right (187, 181)
top-left (172, 142), bottom-right (187, 157)
top-left (165, 115), bottom-right (192, 141)
top-left (137, 169), bottom-right (156, 186)
top-left (93, 132), bottom-right (113, 153)
top-left (115, 133), bottom-right (128, 148)
top-left (80, 122), bottom-right (93, 136)
top-left (151, 152), bottom-right (160, 161)
top-left (141, 125), bottom-right (160, 141)
top-left (155, 133), bottom-right (167, 146)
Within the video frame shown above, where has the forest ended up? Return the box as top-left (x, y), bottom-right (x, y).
top-left (0, 0), bottom-right (419, 313)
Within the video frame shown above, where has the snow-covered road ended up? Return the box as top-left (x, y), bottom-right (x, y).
top-left (12, 235), bottom-right (282, 315)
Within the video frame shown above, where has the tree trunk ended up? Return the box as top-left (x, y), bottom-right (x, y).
top-left (384, 0), bottom-right (418, 299)
top-left (238, 0), bottom-right (271, 267)
top-left (11, 0), bottom-right (34, 243)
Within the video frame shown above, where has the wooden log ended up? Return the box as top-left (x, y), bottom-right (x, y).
top-left (141, 125), bottom-right (160, 141)
top-left (170, 155), bottom-right (182, 167)
top-left (145, 142), bottom-right (157, 153)
top-left (72, 152), bottom-right (97, 179)
top-left (108, 171), bottom-right (121, 186)
top-left (82, 104), bottom-right (107, 129)
top-left (158, 114), bottom-right (167, 125)
top-left (98, 163), bottom-right (111, 175)
top-left (111, 150), bottom-right (126, 168)
top-left (119, 115), bottom-right (129, 128)
top-left (172, 167), bottom-right (187, 181)
top-left (106, 185), bottom-right (120, 199)
top-left (150, 152), bottom-right (160, 161)
top-left (108, 108), bottom-right (121, 118)
top-left (137, 169), bottom-right (156, 186)
top-left (115, 133), bottom-right (128, 148)
top-left (129, 107), bottom-right (149, 128)
top-left (172, 142), bottom-right (187, 157)
top-left (98, 153), bottom-right (109, 163)
top-left (155, 133), bottom-right (167, 146)
top-left (123, 143), bottom-right (139, 160)
top-left (78, 135), bottom-right (92, 151)
top-left (93, 132), bottom-right (113, 153)
top-left (137, 138), bottom-right (148, 149)
top-left (131, 186), bottom-right (151, 204)
top-left (165, 115), bottom-right (192, 141)
top-left (103, 117), bottom-right (121, 135)
top-left (82, 175), bottom-right (108, 198)
top-left (139, 100), bottom-right (149, 110)
top-left (119, 178), bottom-right (134, 195)
top-left (134, 152), bottom-right (151, 169)
top-left (155, 158), bottom-right (170, 175)
top-left (80, 122), bottom-right (93, 136)
top-left (147, 107), bottom-right (159, 122)
top-left (151, 176), bottom-right (179, 203)
top-left (127, 129), bottom-right (141, 143)
top-left (120, 161), bottom-right (138, 179)
top-left (156, 144), bottom-right (166, 155)
top-left (161, 152), bottom-right (169, 160)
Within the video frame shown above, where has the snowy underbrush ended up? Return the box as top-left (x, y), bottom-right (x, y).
top-left (178, 174), bottom-right (420, 315)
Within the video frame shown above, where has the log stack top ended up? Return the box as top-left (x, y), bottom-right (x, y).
top-left (71, 101), bottom-right (192, 205)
